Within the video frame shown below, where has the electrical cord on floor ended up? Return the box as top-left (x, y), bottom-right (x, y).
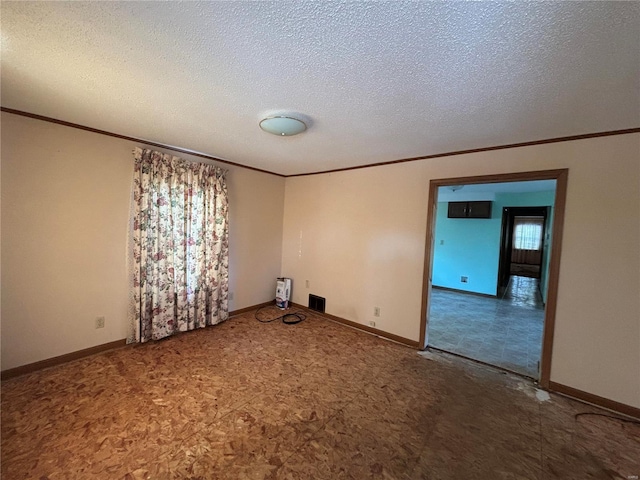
top-left (574, 412), bottom-right (640, 426)
top-left (255, 305), bottom-right (306, 325)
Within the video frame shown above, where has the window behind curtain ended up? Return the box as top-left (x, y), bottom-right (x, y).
top-left (128, 147), bottom-right (229, 343)
top-left (513, 216), bottom-right (544, 250)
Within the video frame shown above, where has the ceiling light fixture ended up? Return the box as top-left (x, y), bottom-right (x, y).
top-left (448, 185), bottom-right (465, 192)
top-left (259, 116), bottom-right (307, 136)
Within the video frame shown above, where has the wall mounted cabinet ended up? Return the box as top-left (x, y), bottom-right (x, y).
top-left (447, 201), bottom-right (492, 219)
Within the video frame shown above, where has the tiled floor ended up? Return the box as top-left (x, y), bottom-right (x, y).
top-left (428, 276), bottom-right (544, 377)
top-left (3, 307), bottom-right (639, 479)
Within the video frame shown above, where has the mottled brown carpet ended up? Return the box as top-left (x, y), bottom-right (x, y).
top-left (2, 306), bottom-right (638, 479)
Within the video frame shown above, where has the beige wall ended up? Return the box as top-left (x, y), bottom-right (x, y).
top-left (281, 134), bottom-right (640, 408)
top-left (1, 113), bottom-right (285, 370)
top-left (2, 111), bottom-right (638, 409)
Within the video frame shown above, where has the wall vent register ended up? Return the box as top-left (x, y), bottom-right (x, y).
top-left (309, 294), bottom-right (326, 313)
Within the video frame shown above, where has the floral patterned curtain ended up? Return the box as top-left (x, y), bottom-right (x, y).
top-left (128, 147), bottom-right (229, 343)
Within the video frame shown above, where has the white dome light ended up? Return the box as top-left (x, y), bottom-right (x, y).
top-left (259, 116), bottom-right (307, 136)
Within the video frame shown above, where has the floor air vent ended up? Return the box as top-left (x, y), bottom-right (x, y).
top-left (308, 294), bottom-right (326, 313)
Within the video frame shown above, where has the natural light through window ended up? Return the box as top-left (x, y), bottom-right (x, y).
top-left (514, 222), bottom-right (543, 250)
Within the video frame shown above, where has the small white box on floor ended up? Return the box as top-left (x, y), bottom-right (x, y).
top-left (276, 278), bottom-right (292, 309)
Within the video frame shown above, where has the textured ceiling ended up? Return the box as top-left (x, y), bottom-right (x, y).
top-left (2, 1), bottom-right (639, 175)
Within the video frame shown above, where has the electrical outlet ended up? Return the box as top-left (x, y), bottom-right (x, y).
top-left (369, 321), bottom-right (376, 327)
top-left (96, 316), bottom-right (105, 329)
top-left (229, 292), bottom-right (234, 301)
top-left (460, 276), bottom-right (469, 283)
top-left (440, 239), bottom-right (444, 245)
top-left (305, 280), bottom-right (310, 288)
top-left (374, 307), bottom-right (380, 317)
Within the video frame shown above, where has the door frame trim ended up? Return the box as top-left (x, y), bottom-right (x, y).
top-left (418, 169), bottom-right (569, 389)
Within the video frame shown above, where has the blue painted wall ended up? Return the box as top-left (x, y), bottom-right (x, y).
top-left (432, 189), bottom-right (555, 298)
top-left (432, 205), bottom-right (500, 295)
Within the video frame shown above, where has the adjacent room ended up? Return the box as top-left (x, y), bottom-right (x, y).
top-left (427, 180), bottom-right (557, 379)
top-left (2, 2), bottom-right (639, 479)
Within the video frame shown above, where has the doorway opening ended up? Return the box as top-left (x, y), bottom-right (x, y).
top-left (498, 206), bottom-right (549, 297)
top-left (419, 170), bottom-right (568, 388)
